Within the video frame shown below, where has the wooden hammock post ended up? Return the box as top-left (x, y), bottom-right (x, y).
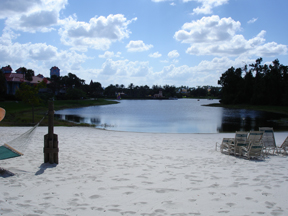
top-left (44, 101), bottom-right (59, 164)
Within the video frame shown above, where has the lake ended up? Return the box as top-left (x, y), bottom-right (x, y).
top-left (54, 99), bottom-right (288, 133)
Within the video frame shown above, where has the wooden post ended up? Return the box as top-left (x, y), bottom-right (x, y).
top-left (44, 101), bottom-right (59, 164)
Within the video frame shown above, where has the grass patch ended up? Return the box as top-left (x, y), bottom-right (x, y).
top-left (0, 99), bottom-right (118, 126)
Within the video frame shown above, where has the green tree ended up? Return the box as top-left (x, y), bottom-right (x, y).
top-left (17, 67), bottom-right (34, 81)
top-left (90, 81), bottom-right (103, 97)
top-left (65, 88), bottom-right (86, 100)
top-left (218, 67), bottom-right (243, 104)
top-left (0, 69), bottom-right (7, 100)
top-left (26, 69), bottom-right (35, 81)
top-left (104, 84), bottom-right (117, 97)
top-left (15, 81), bottom-right (46, 123)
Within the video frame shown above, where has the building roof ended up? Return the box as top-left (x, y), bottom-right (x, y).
top-left (1, 66), bottom-right (13, 72)
top-left (4, 73), bottom-right (50, 84)
top-left (4, 73), bottom-right (24, 82)
top-left (50, 66), bottom-right (60, 70)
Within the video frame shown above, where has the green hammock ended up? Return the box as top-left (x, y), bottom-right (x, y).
top-left (0, 116), bottom-right (45, 161)
top-left (0, 145), bottom-right (22, 160)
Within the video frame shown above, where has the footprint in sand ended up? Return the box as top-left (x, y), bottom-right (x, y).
top-left (89, 195), bottom-right (101, 199)
top-left (265, 201), bottom-right (276, 209)
top-left (226, 203), bottom-right (235, 207)
top-left (122, 211), bottom-right (137, 215)
top-left (271, 209), bottom-right (284, 216)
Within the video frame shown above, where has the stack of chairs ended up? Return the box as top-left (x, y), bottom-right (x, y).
top-left (277, 137), bottom-right (288, 155)
top-left (240, 131), bottom-right (264, 160)
top-left (259, 127), bottom-right (276, 155)
top-left (218, 131), bottom-right (265, 160)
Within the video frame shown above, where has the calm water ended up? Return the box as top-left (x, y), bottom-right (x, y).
top-left (54, 99), bottom-right (288, 133)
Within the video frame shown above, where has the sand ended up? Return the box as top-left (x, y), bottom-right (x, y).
top-left (0, 126), bottom-right (288, 216)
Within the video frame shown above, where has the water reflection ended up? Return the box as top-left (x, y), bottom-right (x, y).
top-left (54, 99), bottom-right (288, 133)
top-left (217, 108), bottom-right (288, 132)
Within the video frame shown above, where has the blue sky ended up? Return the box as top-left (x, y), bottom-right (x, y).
top-left (0, 0), bottom-right (287, 88)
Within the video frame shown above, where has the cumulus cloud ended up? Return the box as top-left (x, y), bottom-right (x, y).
top-left (95, 56), bottom-right (239, 87)
top-left (184, 0), bottom-right (229, 15)
top-left (0, 29), bottom-right (87, 77)
top-left (99, 51), bottom-right (121, 59)
top-left (60, 14), bottom-right (136, 51)
top-left (126, 40), bottom-right (153, 52)
top-left (175, 15), bottom-right (288, 57)
top-left (168, 50), bottom-right (180, 58)
top-left (94, 58), bottom-right (155, 86)
top-left (151, 0), bottom-right (228, 14)
top-left (149, 52), bottom-right (162, 58)
top-left (0, 0), bottom-right (67, 32)
top-left (0, 0), bottom-right (42, 16)
top-left (157, 56), bottom-right (255, 86)
top-left (174, 15), bottom-right (241, 44)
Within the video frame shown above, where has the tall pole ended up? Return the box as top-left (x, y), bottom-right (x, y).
top-left (44, 101), bottom-right (59, 164)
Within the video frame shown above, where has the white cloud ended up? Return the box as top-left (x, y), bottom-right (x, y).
top-left (150, 0), bottom-right (228, 15)
top-left (248, 17), bottom-right (258, 24)
top-left (175, 16), bottom-right (287, 57)
top-left (174, 15), bottom-right (241, 44)
top-left (149, 52), bottom-right (162, 58)
top-left (168, 50), bottom-right (180, 58)
top-left (126, 40), bottom-right (153, 52)
top-left (186, 0), bottom-right (229, 15)
top-left (94, 59), bottom-right (156, 86)
top-left (99, 51), bottom-right (121, 59)
top-left (0, 29), bottom-right (87, 77)
top-left (95, 56), bottom-right (239, 87)
top-left (157, 56), bottom-right (254, 86)
top-left (0, 0), bottom-right (67, 32)
top-left (59, 14), bottom-right (136, 51)
top-left (0, 0), bottom-right (42, 17)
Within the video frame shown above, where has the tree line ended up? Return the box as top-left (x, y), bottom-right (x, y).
top-left (49, 74), bottom-right (221, 99)
top-left (1, 67), bottom-right (221, 101)
top-left (218, 58), bottom-right (288, 106)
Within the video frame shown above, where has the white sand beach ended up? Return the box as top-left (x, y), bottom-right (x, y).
top-left (1, 126), bottom-right (288, 216)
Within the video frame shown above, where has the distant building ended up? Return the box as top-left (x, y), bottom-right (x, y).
top-left (154, 89), bottom-right (163, 98)
top-left (16, 67), bottom-right (25, 74)
top-left (1, 65), bottom-right (12, 74)
top-left (37, 74), bottom-right (44, 78)
top-left (2, 65), bottom-right (50, 95)
top-left (50, 66), bottom-right (60, 78)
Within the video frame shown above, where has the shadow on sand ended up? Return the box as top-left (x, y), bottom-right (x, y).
top-left (35, 163), bottom-right (57, 175)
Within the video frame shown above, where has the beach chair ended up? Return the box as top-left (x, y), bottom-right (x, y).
top-left (217, 138), bottom-right (234, 155)
top-left (277, 136), bottom-right (288, 155)
top-left (240, 140), bottom-right (264, 160)
top-left (230, 131), bottom-right (249, 155)
top-left (259, 127), bottom-right (276, 154)
top-left (247, 131), bottom-right (263, 143)
top-left (240, 131), bottom-right (264, 160)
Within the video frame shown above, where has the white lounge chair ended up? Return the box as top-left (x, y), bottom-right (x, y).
top-left (218, 138), bottom-right (235, 155)
top-left (240, 131), bottom-right (264, 160)
top-left (277, 136), bottom-right (288, 155)
top-left (247, 131), bottom-right (263, 143)
top-left (240, 140), bottom-right (264, 160)
top-left (259, 127), bottom-right (276, 154)
top-left (230, 131), bottom-right (249, 155)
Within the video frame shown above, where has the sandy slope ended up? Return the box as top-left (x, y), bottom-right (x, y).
top-left (0, 127), bottom-right (288, 216)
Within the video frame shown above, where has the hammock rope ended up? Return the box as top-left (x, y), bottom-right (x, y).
top-left (0, 115), bottom-right (46, 160)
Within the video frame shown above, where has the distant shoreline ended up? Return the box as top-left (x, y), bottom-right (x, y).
top-left (204, 103), bottom-right (288, 116)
